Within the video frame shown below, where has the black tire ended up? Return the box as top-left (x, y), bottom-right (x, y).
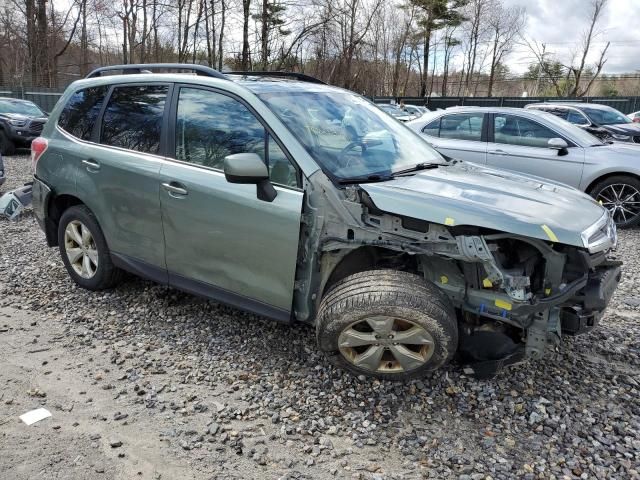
top-left (57, 205), bottom-right (123, 290)
top-left (589, 175), bottom-right (640, 228)
top-left (316, 270), bottom-right (458, 381)
top-left (0, 130), bottom-right (16, 156)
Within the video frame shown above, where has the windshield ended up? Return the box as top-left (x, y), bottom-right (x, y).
top-left (259, 91), bottom-right (444, 181)
top-left (0, 100), bottom-right (43, 116)
top-left (583, 106), bottom-right (631, 126)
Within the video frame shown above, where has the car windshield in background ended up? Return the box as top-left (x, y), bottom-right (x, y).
top-left (0, 100), bottom-right (43, 116)
top-left (259, 92), bottom-right (444, 181)
top-left (531, 110), bottom-right (606, 146)
top-left (583, 106), bottom-right (631, 125)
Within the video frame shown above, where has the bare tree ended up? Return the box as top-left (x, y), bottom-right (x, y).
top-left (486, 1), bottom-right (526, 96)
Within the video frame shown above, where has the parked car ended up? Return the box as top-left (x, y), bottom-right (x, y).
top-left (628, 111), bottom-right (640, 123)
top-left (376, 103), bottom-right (416, 122)
top-left (32, 64), bottom-right (619, 380)
top-left (402, 104), bottom-right (429, 117)
top-left (409, 107), bottom-right (640, 228)
top-left (0, 98), bottom-right (49, 155)
top-left (0, 153), bottom-right (5, 188)
top-left (525, 102), bottom-right (640, 144)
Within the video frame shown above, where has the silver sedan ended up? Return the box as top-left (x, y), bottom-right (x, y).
top-left (407, 107), bottom-right (640, 227)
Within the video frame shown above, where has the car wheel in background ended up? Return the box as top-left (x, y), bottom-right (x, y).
top-left (590, 175), bottom-right (640, 228)
top-left (57, 205), bottom-right (124, 290)
top-left (0, 130), bottom-right (16, 156)
top-left (316, 270), bottom-right (458, 380)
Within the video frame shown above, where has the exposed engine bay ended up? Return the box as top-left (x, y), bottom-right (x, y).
top-left (293, 175), bottom-right (622, 377)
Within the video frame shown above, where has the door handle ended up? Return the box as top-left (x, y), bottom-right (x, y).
top-left (488, 149), bottom-right (508, 155)
top-left (162, 182), bottom-right (188, 196)
top-left (82, 159), bottom-right (100, 170)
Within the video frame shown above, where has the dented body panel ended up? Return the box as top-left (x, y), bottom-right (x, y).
top-left (360, 162), bottom-right (605, 248)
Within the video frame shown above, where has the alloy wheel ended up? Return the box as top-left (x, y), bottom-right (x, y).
top-left (338, 316), bottom-right (435, 374)
top-left (596, 183), bottom-right (640, 225)
top-left (64, 220), bottom-right (98, 279)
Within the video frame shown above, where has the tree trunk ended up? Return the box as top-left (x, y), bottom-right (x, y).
top-left (80, 0), bottom-right (88, 76)
top-left (241, 0), bottom-right (251, 70)
top-left (261, 0), bottom-right (268, 67)
top-left (218, 0), bottom-right (226, 70)
top-left (420, 24), bottom-right (432, 97)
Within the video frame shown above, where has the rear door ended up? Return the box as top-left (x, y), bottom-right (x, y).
top-left (159, 85), bottom-right (303, 320)
top-left (419, 112), bottom-right (487, 164)
top-left (74, 83), bottom-right (169, 272)
top-left (486, 113), bottom-right (585, 188)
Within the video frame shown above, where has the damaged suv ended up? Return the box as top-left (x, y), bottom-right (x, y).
top-left (32, 64), bottom-right (621, 380)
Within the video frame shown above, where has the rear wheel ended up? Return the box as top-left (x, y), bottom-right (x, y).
top-left (57, 205), bottom-right (123, 290)
top-left (0, 130), bottom-right (16, 156)
top-left (316, 270), bottom-right (458, 381)
top-left (589, 175), bottom-right (640, 228)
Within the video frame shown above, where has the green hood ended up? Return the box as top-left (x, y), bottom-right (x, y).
top-left (361, 162), bottom-right (606, 248)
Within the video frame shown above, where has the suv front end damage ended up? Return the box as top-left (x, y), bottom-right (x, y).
top-left (294, 170), bottom-right (621, 377)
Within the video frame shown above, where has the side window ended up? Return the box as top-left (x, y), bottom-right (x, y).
top-left (439, 113), bottom-right (484, 141)
top-left (567, 110), bottom-right (589, 125)
top-left (422, 118), bottom-right (440, 137)
top-left (100, 85), bottom-right (168, 154)
top-left (58, 86), bottom-right (109, 140)
top-left (493, 115), bottom-right (559, 148)
top-left (175, 87), bottom-right (298, 188)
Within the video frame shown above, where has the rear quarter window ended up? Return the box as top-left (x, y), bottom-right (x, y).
top-left (58, 86), bottom-right (109, 140)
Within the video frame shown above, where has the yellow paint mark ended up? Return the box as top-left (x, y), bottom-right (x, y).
top-left (445, 217), bottom-right (455, 226)
top-left (440, 275), bottom-right (449, 284)
top-left (545, 288), bottom-right (551, 296)
top-left (482, 278), bottom-right (493, 288)
top-left (495, 299), bottom-right (512, 311)
top-left (541, 224), bottom-right (559, 243)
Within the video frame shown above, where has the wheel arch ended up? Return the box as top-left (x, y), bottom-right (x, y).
top-left (45, 193), bottom-right (86, 246)
top-left (321, 246), bottom-right (421, 297)
top-left (585, 171), bottom-right (640, 195)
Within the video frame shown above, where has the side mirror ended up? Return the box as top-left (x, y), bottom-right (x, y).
top-left (548, 138), bottom-right (569, 156)
top-left (224, 153), bottom-right (277, 202)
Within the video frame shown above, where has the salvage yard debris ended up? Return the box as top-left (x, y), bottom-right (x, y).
top-left (19, 407), bottom-right (52, 426)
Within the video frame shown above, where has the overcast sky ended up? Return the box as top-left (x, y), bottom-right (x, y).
top-left (504, 0), bottom-right (640, 74)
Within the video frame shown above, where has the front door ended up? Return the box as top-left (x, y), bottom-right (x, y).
top-left (159, 86), bottom-right (303, 320)
top-left (486, 113), bottom-right (585, 188)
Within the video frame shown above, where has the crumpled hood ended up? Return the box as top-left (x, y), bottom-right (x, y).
top-left (361, 162), bottom-right (607, 247)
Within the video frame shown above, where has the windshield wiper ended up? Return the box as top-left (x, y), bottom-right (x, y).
top-left (391, 162), bottom-right (444, 177)
top-left (337, 174), bottom-right (394, 185)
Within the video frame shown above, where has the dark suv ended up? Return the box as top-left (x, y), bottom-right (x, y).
top-left (0, 98), bottom-right (49, 155)
top-left (525, 102), bottom-right (640, 144)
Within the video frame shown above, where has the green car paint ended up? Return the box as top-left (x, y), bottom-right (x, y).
top-left (32, 68), bottom-right (620, 374)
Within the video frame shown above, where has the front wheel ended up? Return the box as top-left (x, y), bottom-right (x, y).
top-left (316, 270), bottom-right (458, 381)
top-left (589, 175), bottom-right (640, 228)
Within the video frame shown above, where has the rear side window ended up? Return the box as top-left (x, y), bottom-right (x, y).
top-left (58, 86), bottom-right (109, 140)
top-left (422, 119), bottom-right (440, 137)
top-left (439, 113), bottom-right (484, 141)
top-left (100, 85), bottom-right (168, 154)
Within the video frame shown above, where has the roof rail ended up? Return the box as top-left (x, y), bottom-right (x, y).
top-left (86, 63), bottom-right (228, 80)
top-left (226, 71), bottom-right (326, 85)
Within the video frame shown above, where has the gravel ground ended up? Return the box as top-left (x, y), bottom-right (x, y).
top-left (1, 153), bottom-right (639, 480)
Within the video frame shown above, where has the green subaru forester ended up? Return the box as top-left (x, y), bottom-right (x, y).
top-left (32, 64), bottom-right (621, 380)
